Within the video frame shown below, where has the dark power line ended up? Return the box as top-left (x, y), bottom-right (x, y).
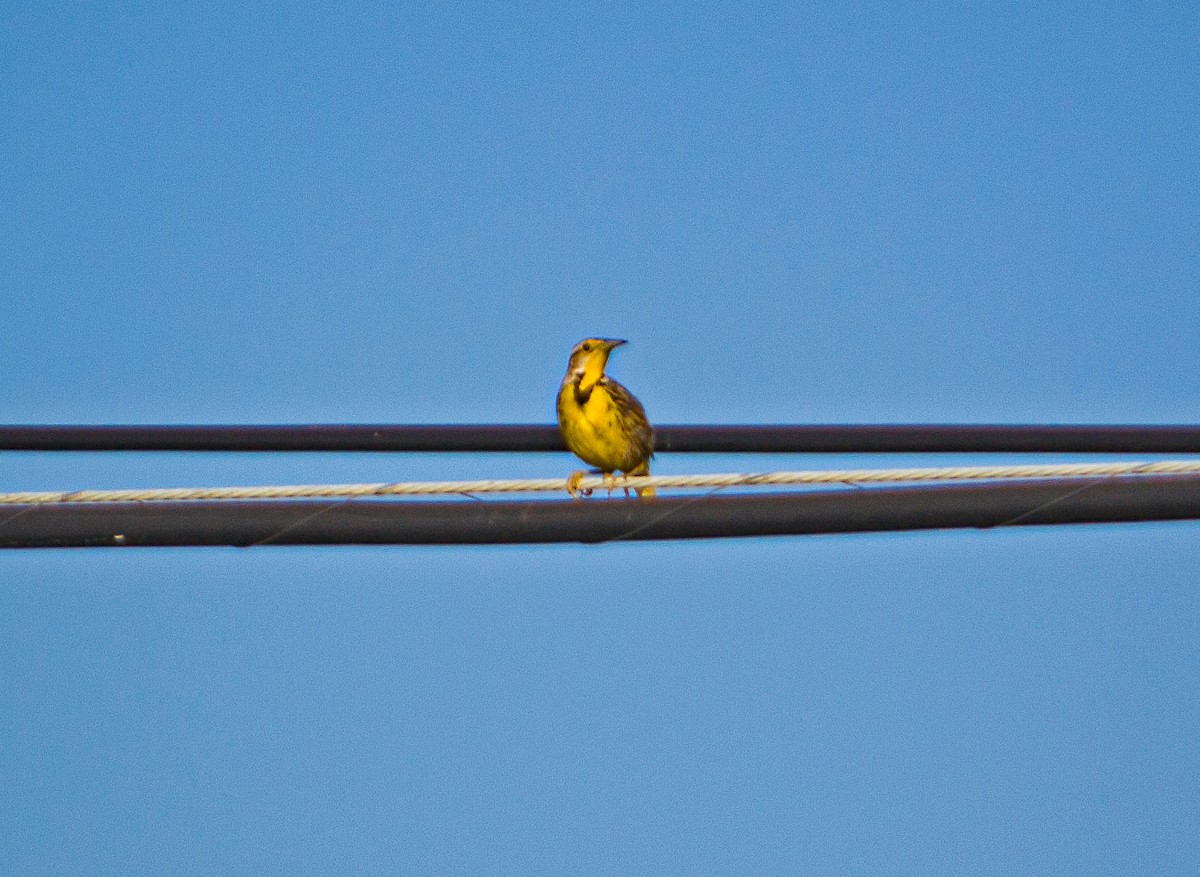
top-left (3, 424), bottom-right (1200, 453)
top-left (3, 474), bottom-right (1199, 548)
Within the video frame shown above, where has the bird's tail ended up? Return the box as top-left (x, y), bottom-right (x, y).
top-left (629, 461), bottom-right (655, 499)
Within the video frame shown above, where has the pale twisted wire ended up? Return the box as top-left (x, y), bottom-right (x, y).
top-left (2, 460), bottom-right (1200, 505)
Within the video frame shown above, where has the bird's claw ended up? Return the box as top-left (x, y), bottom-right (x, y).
top-left (566, 470), bottom-right (592, 499)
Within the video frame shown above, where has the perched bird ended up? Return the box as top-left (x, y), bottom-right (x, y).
top-left (557, 338), bottom-right (655, 498)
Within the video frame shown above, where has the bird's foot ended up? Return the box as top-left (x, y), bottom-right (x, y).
top-left (626, 470), bottom-right (655, 500)
top-left (566, 470), bottom-right (592, 499)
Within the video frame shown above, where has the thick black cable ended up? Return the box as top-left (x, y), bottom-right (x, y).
top-left (4, 424), bottom-right (1200, 453)
top-left (2, 475), bottom-right (1198, 548)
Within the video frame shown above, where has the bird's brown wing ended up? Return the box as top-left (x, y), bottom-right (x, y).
top-left (600, 377), bottom-right (655, 471)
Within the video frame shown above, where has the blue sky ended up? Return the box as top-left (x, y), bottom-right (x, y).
top-left (2, 3), bottom-right (1198, 874)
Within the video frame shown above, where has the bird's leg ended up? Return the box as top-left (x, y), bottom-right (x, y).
top-left (601, 472), bottom-right (619, 497)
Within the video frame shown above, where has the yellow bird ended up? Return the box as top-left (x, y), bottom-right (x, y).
top-left (557, 338), bottom-right (655, 498)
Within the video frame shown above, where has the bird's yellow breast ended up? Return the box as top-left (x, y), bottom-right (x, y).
top-left (557, 381), bottom-right (639, 473)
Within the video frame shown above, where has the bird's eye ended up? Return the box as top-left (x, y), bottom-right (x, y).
top-left (581, 342), bottom-right (592, 352)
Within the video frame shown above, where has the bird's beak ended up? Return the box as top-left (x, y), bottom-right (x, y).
top-left (602, 339), bottom-right (628, 350)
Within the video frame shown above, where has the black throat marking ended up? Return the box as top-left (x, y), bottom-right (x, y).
top-left (573, 374), bottom-right (596, 406)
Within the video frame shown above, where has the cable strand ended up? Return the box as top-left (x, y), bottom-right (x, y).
top-left (4, 460), bottom-right (1200, 505)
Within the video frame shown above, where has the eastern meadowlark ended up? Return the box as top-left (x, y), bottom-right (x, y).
top-left (557, 338), bottom-right (655, 498)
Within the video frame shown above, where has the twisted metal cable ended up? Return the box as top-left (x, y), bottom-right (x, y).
top-left (3, 460), bottom-right (1200, 505)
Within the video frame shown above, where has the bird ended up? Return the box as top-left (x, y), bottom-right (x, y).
top-left (556, 338), bottom-right (655, 499)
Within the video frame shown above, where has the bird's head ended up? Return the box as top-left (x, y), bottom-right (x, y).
top-left (567, 337), bottom-right (625, 376)
top-left (566, 338), bottom-right (626, 391)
